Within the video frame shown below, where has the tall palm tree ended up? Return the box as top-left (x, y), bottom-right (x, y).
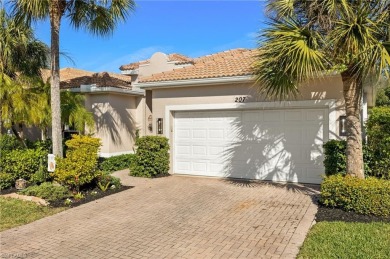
top-left (11, 0), bottom-right (136, 157)
top-left (254, 0), bottom-right (390, 178)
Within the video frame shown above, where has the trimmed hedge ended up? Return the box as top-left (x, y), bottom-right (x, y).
top-left (130, 136), bottom-right (169, 178)
top-left (99, 154), bottom-right (135, 172)
top-left (53, 135), bottom-right (101, 191)
top-left (0, 148), bottom-right (48, 181)
top-left (321, 175), bottom-right (390, 217)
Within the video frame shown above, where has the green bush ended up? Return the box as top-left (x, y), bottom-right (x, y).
top-left (95, 171), bottom-right (121, 191)
top-left (323, 140), bottom-right (371, 177)
top-left (19, 182), bottom-right (72, 202)
top-left (130, 136), bottom-right (170, 178)
top-left (53, 135), bottom-right (101, 191)
top-left (323, 140), bottom-right (347, 176)
top-left (0, 148), bottom-right (48, 181)
top-left (0, 134), bottom-right (24, 151)
top-left (365, 107), bottom-right (390, 179)
top-left (0, 173), bottom-right (14, 190)
top-left (320, 175), bottom-right (390, 217)
top-left (99, 154), bottom-right (135, 172)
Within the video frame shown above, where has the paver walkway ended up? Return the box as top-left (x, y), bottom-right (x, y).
top-left (0, 170), bottom-right (319, 259)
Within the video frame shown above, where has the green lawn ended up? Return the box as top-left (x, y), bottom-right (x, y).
top-left (298, 221), bottom-right (390, 259)
top-left (0, 197), bottom-right (66, 232)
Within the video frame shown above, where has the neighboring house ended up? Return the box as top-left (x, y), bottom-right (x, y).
top-left (49, 49), bottom-right (375, 184)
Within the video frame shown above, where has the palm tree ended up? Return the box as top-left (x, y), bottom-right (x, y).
top-left (11, 0), bottom-right (136, 157)
top-left (254, 0), bottom-right (390, 178)
top-left (0, 8), bottom-right (49, 143)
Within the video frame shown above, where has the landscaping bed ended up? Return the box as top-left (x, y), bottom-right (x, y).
top-left (316, 205), bottom-right (390, 223)
top-left (48, 185), bottom-right (132, 208)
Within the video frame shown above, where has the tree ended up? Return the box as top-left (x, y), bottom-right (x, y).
top-left (254, 0), bottom-right (390, 178)
top-left (11, 0), bottom-right (136, 157)
top-left (0, 8), bottom-right (49, 144)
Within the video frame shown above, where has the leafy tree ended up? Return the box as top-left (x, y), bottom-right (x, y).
top-left (376, 82), bottom-right (390, 107)
top-left (254, 0), bottom-right (390, 178)
top-left (0, 8), bottom-right (49, 144)
top-left (11, 0), bottom-right (136, 157)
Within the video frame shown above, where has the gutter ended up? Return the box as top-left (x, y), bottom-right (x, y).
top-left (136, 75), bottom-right (254, 89)
top-left (69, 84), bottom-right (145, 96)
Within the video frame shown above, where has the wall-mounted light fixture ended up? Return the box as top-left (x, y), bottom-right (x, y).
top-left (339, 116), bottom-right (347, 136)
top-left (148, 115), bottom-right (153, 132)
top-left (157, 118), bottom-right (163, 134)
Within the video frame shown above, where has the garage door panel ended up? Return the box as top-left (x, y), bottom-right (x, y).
top-left (174, 108), bottom-right (327, 183)
top-left (193, 129), bottom-right (207, 139)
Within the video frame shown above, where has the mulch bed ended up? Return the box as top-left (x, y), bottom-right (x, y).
top-left (49, 185), bottom-right (132, 208)
top-left (316, 205), bottom-right (390, 223)
top-left (1, 185), bottom-right (132, 208)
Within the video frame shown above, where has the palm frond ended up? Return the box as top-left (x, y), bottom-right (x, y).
top-left (253, 18), bottom-right (327, 99)
top-left (67, 0), bottom-right (135, 37)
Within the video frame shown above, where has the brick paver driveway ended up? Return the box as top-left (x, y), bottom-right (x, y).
top-left (0, 170), bottom-right (319, 259)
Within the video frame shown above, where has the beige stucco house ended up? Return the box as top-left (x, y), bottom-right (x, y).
top-left (57, 48), bottom-right (374, 184)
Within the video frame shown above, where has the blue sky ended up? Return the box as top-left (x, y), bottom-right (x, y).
top-left (34, 1), bottom-right (267, 73)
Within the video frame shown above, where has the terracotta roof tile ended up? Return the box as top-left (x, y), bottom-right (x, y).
top-left (119, 53), bottom-right (193, 71)
top-left (42, 68), bottom-right (132, 89)
top-left (139, 49), bottom-right (257, 83)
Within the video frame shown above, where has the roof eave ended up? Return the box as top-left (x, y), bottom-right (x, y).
top-left (69, 84), bottom-right (145, 96)
top-left (136, 75), bottom-right (254, 90)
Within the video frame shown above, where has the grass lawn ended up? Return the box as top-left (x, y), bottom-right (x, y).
top-left (298, 221), bottom-right (390, 259)
top-left (0, 197), bottom-right (66, 232)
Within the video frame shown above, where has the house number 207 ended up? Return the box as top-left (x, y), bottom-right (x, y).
top-left (235, 96), bottom-right (247, 103)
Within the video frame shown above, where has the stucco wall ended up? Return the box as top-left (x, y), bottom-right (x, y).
top-left (151, 76), bottom-right (345, 132)
top-left (85, 93), bottom-right (139, 157)
top-left (149, 76), bottom-right (347, 174)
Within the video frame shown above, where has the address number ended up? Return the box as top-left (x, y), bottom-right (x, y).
top-left (235, 96), bottom-right (247, 103)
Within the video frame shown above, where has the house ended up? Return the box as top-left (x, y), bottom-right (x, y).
top-left (54, 49), bottom-right (375, 184)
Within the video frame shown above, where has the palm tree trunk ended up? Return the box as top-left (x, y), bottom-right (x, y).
top-left (341, 69), bottom-right (365, 179)
top-left (49, 1), bottom-right (65, 158)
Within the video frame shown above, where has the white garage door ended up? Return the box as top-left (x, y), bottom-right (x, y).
top-left (174, 108), bottom-right (328, 184)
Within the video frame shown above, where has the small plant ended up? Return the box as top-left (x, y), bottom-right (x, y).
top-left (19, 182), bottom-right (72, 202)
top-left (64, 198), bottom-right (72, 206)
top-left (130, 136), bottom-right (170, 178)
top-left (96, 172), bottom-right (121, 192)
top-left (73, 192), bottom-right (84, 200)
top-left (97, 181), bottom-right (110, 192)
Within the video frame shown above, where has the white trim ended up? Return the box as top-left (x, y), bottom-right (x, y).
top-left (69, 84), bottom-right (145, 96)
top-left (137, 75), bottom-right (254, 89)
top-left (99, 150), bottom-right (134, 158)
top-left (165, 99), bottom-right (337, 140)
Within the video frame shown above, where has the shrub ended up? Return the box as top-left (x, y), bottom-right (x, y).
top-left (365, 107), bottom-right (390, 179)
top-left (323, 140), bottom-right (347, 176)
top-left (95, 171), bottom-right (121, 191)
top-left (0, 148), bottom-right (48, 181)
top-left (0, 173), bottom-right (14, 190)
top-left (53, 135), bottom-right (101, 191)
top-left (130, 136), bottom-right (170, 178)
top-left (99, 154), bottom-right (135, 172)
top-left (320, 175), bottom-right (390, 217)
top-left (0, 134), bottom-right (24, 151)
top-left (30, 160), bottom-right (52, 184)
top-left (19, 182), bottom-right (72, 202)
top-left (323, 140), bottom-right (371, 177)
